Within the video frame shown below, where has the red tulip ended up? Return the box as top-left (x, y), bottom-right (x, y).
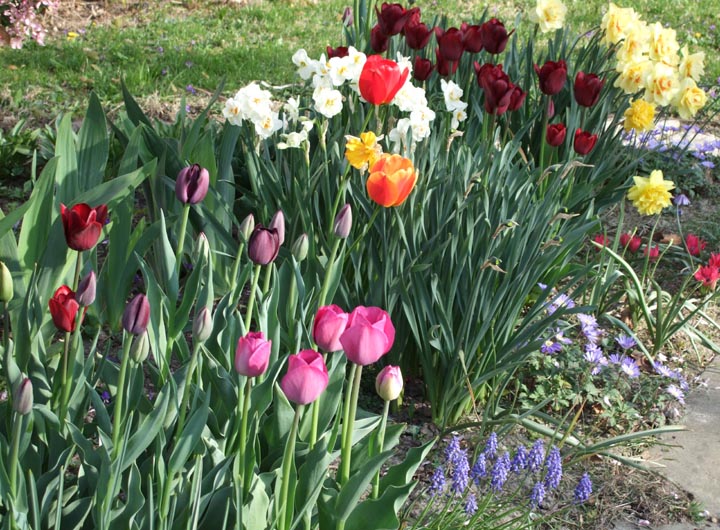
top-left (475, 62), bottom-right (514, 115)
top-left (375, 2), bottom-right (410, 36)
top-left (435, 27), bottom-right (464, 62)
top-left (404, 20), bottom-right (433, 50)
top-left (546, 123), bottom-right (567, 147)
top-left (593, 234), bottom-right (611, 249)
top-left (60, 203), bottom-right (108, 251)
top-left (280, 349), bottom-right (329, 405)
top-left (480, 18), bottom-right (511, 55)
top-left (122, 293), bottom-right (150, 335)
top-left (507, 85), bottom-right (526, 112)
top-left (370, 24), bottom-right (389, 53)
top-left (339, 306), bottom-right (395, 366)
top-left (573, 128), bottom-right (598, 155)
top-left (49, 285), bottom-right (80, 333)
top-left (313, 304), bottom-right (349, 352)
top-left (413, 56), bottom-right (435, 81)
top-left (685, 233), bottom-right (707, 256)
top-left (573, 71), bottom-right (605, 107)
top-left (695, 265), bottom-right (720, 290)
top-left (620, 233), bottom-right (642, 253)
top-left (709, 253), bottom-right (720, 268)
top-left (359, 55), bottom-right (409, 105)
top-left (235, 331), bottom-right (272, 377)
top-left (175, 164), bottom-right (210, 205)
top-left (248, 225), bottom-right (280, 265)
top-left (326, 45), bottom-right (349, 59)
top-left (435, 49), bottom-right (459, 77)
top-left (534, 60), bottom-right (567, 95)
top-left (460, 23), bottom-right (483, 53)
top-left (644, 244), bottom-right (660, 261)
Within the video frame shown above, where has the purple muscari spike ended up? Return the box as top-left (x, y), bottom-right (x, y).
top-left (450, 448), bottom-right (470, 495)
top-left (490, 452), bottom-right (511, 492)
top-left (574, 473), bottom-right (593, 503)
top-left (530, 481), bottom-right (546, 508)
top-left (445, 436), bottom-right (463, 463)
top-left (528, 440), bottom-right (545, 473)
top-left (484, 432), bottom-right (498, 459)
top-left (471, 452), bottom-right (487, 483)
top-left (465, 494), bottom-right (478, 516)
top-left (544, 446), bottom-right (562, 490)
top-left (511, 445), bottom-right (528, 472)
top-left (429, 466), bottom-right (446, 496)
top-left (615, 334), bottom-right (636, 350)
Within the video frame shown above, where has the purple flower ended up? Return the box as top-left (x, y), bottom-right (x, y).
top-left (484, 432), bottom-right (498, 458)
top-left (530, 481), bottom-right (546, 507)
top-left (608, 353), bottom-right (623, 365)
top-left (577, 313), bottom-right (602, 343)
top-left (185, 60), bottom-right (194, 68)
top-left (157, 46), bottom-right (164, 54)
top-left (429, 466), bottom-right (446, 496)
top-left (653, 361), bottom-right (673, 377)
top-left (465, 494), bottom-right (478, 515)
top-left (528, 440), bottom-right (545, 473)
top-left (101, 390), bottom-right (111, 404)
top-left (615, 334), bottom-right (636, 350)
top-left (511, 445), bottom-right (528, 472)
top-left (541, 329), bottom-right (572, 354)
top-left (574, 473), bottom-right (593, 503)
top-left (621, 357), bottom-right (640, 378)
top-left (471, 453), bottom-right (487, 483)
top-left (450, 450), bottom-right (470, 495)
top-left (186, 84), bottom-right (197, 95)
top-left (161, 67), bottom-right (168, 76)
top-left (667, 384), bottom-right (685, 404)
top-left (544, 446), bottom-right (562, 490)
top-left (547, 293), bottom-right (575, 314)
top-left (490, 452), bottom-right (511, 492)
top-left (674, 193), bottom-right (691, 206)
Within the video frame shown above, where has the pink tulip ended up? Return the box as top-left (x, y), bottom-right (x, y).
top-left (339, 306), bottom-right (395, 366)
top-left (280, 349), bottom-right (329, 405)
top-left (235, 331), bottom-right (272, 377)
top-left (376, 365), bottom-right (403, 401)
top-left (313, 305), bottom-right (349, 352)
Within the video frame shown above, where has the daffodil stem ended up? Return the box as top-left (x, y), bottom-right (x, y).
top-left (372, 399), bottom-right (391, 499)
top-left (340, 364), bottom-right (362, 485)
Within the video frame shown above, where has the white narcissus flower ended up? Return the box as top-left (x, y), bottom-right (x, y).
top-left (388, 118), bottom-right (411, 152)
top-left (223, 97), bottom-right (244, 126)
top-left (328, 56), bottom-right (355, 86)
top-left (253, 112), bottom-right (283, 139)
top-left (312, 86), bottom-right (344, 118)
top-left (392, 81), bottom-right (427, 113)
top-left (614, 58), bottom-right (652, 94)
top-left (346, 46), bottom-right (367, 84)
top-left (614, 22), bottom-right (650, 65)
top-left (529, 0), bottom-right (567, 33)
top-left (283, 97), bottom-right (300, 122)
top-left (451, 108), bottom-right (468, 130)
top-left (409, 107), bottom-right (435, 141)
top-left (440, 79), bottom-right (467, 112)
top-left (292, 49), bottom-right (317, 80)
top-left (235, 82), bottom-right (274, 122)
top-left (277, 129), bottom-right (309, 150)
top-left (395, 52), bottom-right (413, 77)
top-left (601, 2), bottom-right (641, 45)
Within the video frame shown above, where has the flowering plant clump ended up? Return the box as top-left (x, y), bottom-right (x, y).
top-left (0, 0), bottom-right (58, 48)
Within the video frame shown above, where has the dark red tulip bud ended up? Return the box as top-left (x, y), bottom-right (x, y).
top-left (175, 164), bottom-right (210, 205)
top-left (76, 270), bottom-right (96, 307)
top-left (326, 45), bottom-right (349, 59)
top-left (508, 84), bottom-right (526, 112)
top-left (573, 71), bottom-right (605, 107)
top-left (413, 56), bottom-right (435, 81)
top-left (461, 23), bottom-right (483, 53)
top-left (342, 6), bottom-right (353, 26)
top-left (546, 123), bottom-right (567, 147)
top-left (122, 294), bottom-right (150, 335)
top-left (13, 378), bottom-right (33, 415)
top-left (534, 60), bottom-right (567, 96)
top-left (269, 210), bottom-right (285, 246)
top-left (404, 19), bottom-right (433, 49)
top-left (333, 203), bottom-right (353, 238)
top-left (60, 203), bottom-right (108, 251)
top-left (435, 48), bottom-right (459, 77)
top-left (480, 18), bottom-right (512, 55)
top-left (370, 24), bottom-right (390, 53)
top-left (435, 27), bottom-right (464, 62)
top-left (573, 128), bottom-right (598, 155)
top-left (248, 225), bottom-right (280, 265)
top-left (375, 2), bottom-right (410, 36)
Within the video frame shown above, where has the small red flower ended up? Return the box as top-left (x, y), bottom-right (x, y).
top-left (573, 71), bottom-right (605, 107)
top-left (708, 252), bottom-right (720, 268)
top-left (370, 24), bottom-right (389, 53)
top-left (326, 45), bottom-right (349, 59)
top-left (620, 233), bottom-right (642, 253)
top-left (694, 265), bottom-right (720, 290)
top-left (593, 234), bottom-right (611, 249)
top-left (685, 233), bottom-right (707, 256)
top-left (413, 56), bottom-right (434, 81)
top-left (644, 244), bottom-right (660, 261)
top-left (534, 60), bottom-right (567, 96)
top-left (546, 123), bottom-right (567, 147)
top-left (61, 203), bottom-right (108, 251)
top-left (49, 285), bottom-right (80, 332)
top-left (573, 129), bottom-right (598, 155)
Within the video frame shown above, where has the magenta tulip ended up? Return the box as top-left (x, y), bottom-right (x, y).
top-left (280, 349), bottom-right (329, 405)
top-left (175, 164), bottom-right (210, 205)
top-left (122, 294), bottom-right (150, 335)
top-left (313, 305), bottom-right (349, 352)
top-left (235, 331), bottom-right (271, 377)
top-left (339, 306), bottom-right (395, 366)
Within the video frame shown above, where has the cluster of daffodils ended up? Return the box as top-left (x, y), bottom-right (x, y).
top-left (440, 79), bottom-right (469, 130)
top-left (602, 2), bottom-right (707, 129)
top-left (223, 83), bottom-right (284, 139)
top-left (528, 0), bottom-right (567, 34)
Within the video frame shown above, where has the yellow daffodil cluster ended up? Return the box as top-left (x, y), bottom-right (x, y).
top-left (602, 2), bottom-right (707, 125)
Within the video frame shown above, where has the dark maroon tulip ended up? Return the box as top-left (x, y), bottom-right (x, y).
top-left (370, 24), bottom-right (389, 53)
top-left (175, 164), bottom-right (210, 205)
top-left (435, 49), bottom-right (459, 77)
top-left (404, 20), bottom-right (433, 49)
top-left (333, 204), bottom-right (352, 239)
top-left (122, 294), bottom-right (150, 335)
top-left (546, 123), bottom-right (567, 147)
top-left (573, 128), bottom-right (598, 155)
top-left (342, 6), bottom-right (353, 26)
top-left (61, 203), bottom-right (108, 251)
top-left (248, 225), bottom-right (280, 265)
top-left (435, 27), bottom-right (464, 62)
top-left (375, 2), bottom-right (410, 36)
top-left (475, 62), bottom-right (514, 115)
top-left (573, 71), bottom-right (605, 107)
top-left (76, 270), bottom-right (96, 307)
top-left (480, 18), bottom-right (512, 55)
top-left (534, 60), bottom-right (567, 95)
top-left (413, 56), bottom-right (435, 81)
top-left (507, 84), bottom-right (526, 112)
top-left (460, 23), bottom-right (483, 53)
top-left (326, 45), bottom-right (349, 59)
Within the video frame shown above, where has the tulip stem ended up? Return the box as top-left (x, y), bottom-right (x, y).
top-left (176, 203), bottom-right (191, 271)
top-left (9, 410), bottom-right (23, 498)
top-left (326, 166), bottom-right (351, 237)
top-left (347, 206), bottom-right (381, 257)
top-left (243, 265), bottom-right (261, 332)
top-left (239, 376), bottom-right (253, 494)
top-left (176, 341), bottom-right (202, 441)
top-left (279, 404), bottom-right (303, 530)
top-left (58, 251), bottom-right (84, 423)
top-left (340, 364), bottom-right (362, 485)
top-left (317, 239), bottom-right (341, 309)
top-left (372, 399), bottom-right (391, 499)
top-left (539, 95), bottom-right (550, 175)
top-left (229, 241), bottom-right (246, 296)
top-left (3, 301), bottom-right (9, 359)
top-left (111, 334), bottom-right (133, 459)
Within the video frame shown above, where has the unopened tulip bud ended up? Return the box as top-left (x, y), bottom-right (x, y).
top-left (248, 225), bottom-right (280, 265)
top-left (0, 261), bottom-right (12, 302)
top-left (122, 294), bottom-right (150, 335)
top-left (269, 210), bottom-right (286, 246)
top-left (333, 204), bottom-right (352, 239)
top-left (193, 306), bottom-right (213, 343)
top-left (375, 365), bottom-right (403, 401)
top-left (195, 232), bottom-right (210, 261)
top-left (239, 214), bottom-right (255, 242)
top-left (13, 377), bottom-right (33, 415)
top-left (342, 6), bottom-right (353, 26)
top-left (130, 331), bottom-right (150, 363)
top-left (76, 271), bottom-right (96, 307)
top-left (291, 233), bottom-right (309, 262)
top-left (175, 164), bottom-right (210, 205)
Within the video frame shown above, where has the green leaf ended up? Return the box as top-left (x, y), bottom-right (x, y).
top-left (291, 439), bottom-right (339, 530)
top-left (73, 161), bottom-right (153, 210)
top-left (54, 114), bottom-right (80, 205)
top-left (343, 483), bottom-right (415, 530)
top-left (168, 390), bottom-right (210, 475)
top-left (77, 92), bottom-right (109, 192)
top-left (379, 438), bottom-right (435, 490)
top-left (120, 384), bottom-right (172, 473)
top-left (335, 450), bottom-right (393, 522)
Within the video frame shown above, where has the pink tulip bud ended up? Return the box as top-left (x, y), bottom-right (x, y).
top-left (342, 6), bottom-right (353, 26)
top-left (340, 306), bottom-right (395, 366)
top-left (130, 331), bottom-right (150, 363)
top-left (239, 214), bottom-right (255, 242)
top-left (376, 365), bottom-right (403, 401)
top-left (76, 270), bottom-right (96, 307)
top-left (313, 305), bottom-right (349, 352)
top-left (280, 349), bottom-right (329, 405)
top-left (122, 294), bottom-right (150, 335)
top-left (13, 377), bottom-right (33, 415)
top-left (333, 204), bottom-right (352, 239)
top-left (235, 331), bottom-right (272, 377)
top-left (175, 164), bottom-right (210, 205)
top-left (193, 306), bottom-right (213, 343)
top-left (269, 210), bottom-right (286, 246)
top-left (248, 225), bottom-right (280, 265)
top-left (291, 233), bottom-right (309, 262)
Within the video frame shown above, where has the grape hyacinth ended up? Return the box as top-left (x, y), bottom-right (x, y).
top-left (530, 481), bottom-right (546, 508)
top-left (490, 451), bottom-right (511, 492)
top-left (464, 493), bottom-right (478, 516)
top-left (544, 446), bottom-right (563, 490)
top-left (471, 452), bottom-right (487, 483)
top-left (511, 445), bottom-right (528, 472)
top-left (528, 439), bottom-right (545, 473)
top-left (429, 465), bottom-right (446, 496)
top-left (574, 473), bottom-right (593, 503)
top-left (484, 432), bottom-right (498, 458)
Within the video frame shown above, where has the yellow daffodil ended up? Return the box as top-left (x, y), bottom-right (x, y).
top-left (345, 131), bottom-right (383, 170)
top-left (623, 99), bottom-right (656, 132)
top-left (627, 170), bottom-right (674, 216)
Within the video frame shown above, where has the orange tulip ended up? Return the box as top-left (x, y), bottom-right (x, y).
top-left (366, 155), bottom-right (418, 207)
